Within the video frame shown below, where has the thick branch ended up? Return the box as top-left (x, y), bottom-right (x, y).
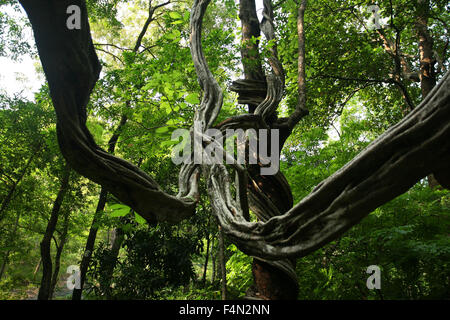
top-left (211, 70), bottom-right (450, 260)
top-left (19, 0), bottom-right (196, 224)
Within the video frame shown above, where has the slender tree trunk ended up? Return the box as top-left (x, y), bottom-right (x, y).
top-left (211, 238), bottom-right (216, 283)
top-left (72, 188), bottom-right (107, 300)
top-left (50, 210), bottom-right (70, 298)
top-left (0, 257), bottom-right (7, 280)
top-left (99, 159), bottom-right (143, 298)
top-left (102, 227), bottom-right (124, 299)
top-left (218, 226), bottom-right (227, 300)
top-left (33, 258), bottom-right (42, 281)
top-left (202, 233), bottom-right (210, 285)
top-left (38, 165), bottom-right (70, 300)
top-left (416, 0), bottom-right (436, 98)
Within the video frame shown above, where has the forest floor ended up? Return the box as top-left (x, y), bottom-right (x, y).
top-left (22, 279), bottom-right (74, 300)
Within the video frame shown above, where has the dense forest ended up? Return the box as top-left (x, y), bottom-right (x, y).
top-left (0, 0), bottom-right (449, 301)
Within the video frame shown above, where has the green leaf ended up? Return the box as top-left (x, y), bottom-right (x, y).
top-left (160, 139), bottom-right (179, 147)
top-left (135, 212), bottom-right (146, 225)
top-left (108, 204), bottom-right (131, 217)
top-left (185, 93), bottom-right (200, 104)
top-left (155, 126), bottom-right (170, 134)
top-left (169, 12), bottom-right (182, 20)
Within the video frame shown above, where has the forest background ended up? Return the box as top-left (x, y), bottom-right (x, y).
top-left (0, 0), bottom-right (448, 300)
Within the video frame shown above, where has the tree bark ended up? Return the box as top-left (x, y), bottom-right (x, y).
top-left (101, 227), bottom-right (124, 299)
top-left (416, 0), bottom-right (436, 99)
top-left (202, 233), bottom-right (210, 284)
top-left (239, 0), bottom-right (265, 84)
top-left (33, 258), bottom-right (42, 281)
top-left (72, 188), bottom-right (107, 300)
top-left (38, 165), bottom-right (70, 300)
top-left (414, 0), bottom-right (447, 189)
top-left (18, 0), bottom-right (197, 225)
top-left (211, 238), bottom-right (216, 283)
top-left (236, 0), bottom-right (299, 300)
top-left (50, 210), bottom-right (70, 298)
top-left (211, 69), bottom-right (450, 259)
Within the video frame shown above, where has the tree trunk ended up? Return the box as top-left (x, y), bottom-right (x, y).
top-left (415, 0), bottom-right (443, 189)
top-left (239, 0), bottom-right (265, 84)
top-left (98, 162), bottom-right (144, 298)
top-left (202, 233), bottom-right (210, 284)
top-left (211, 237), bottom-right (216, 283)
top-left (218, 226), bottom-right (227, 300)
top-left (33, 258), bottom-right (42, 281)
top-left (38, 165), bottom-right (70, 300)
top-left (236, 0), bottom-right (299, 300)
top-left (72, 187), bottom-right (107, 300)
top-left (101, 227), bottom-right (124, 299)
top-left (50, 210), bottom-right (70, 298)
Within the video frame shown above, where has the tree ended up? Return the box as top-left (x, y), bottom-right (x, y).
top-left (37, 164), bottom-right (71, 300)
top-left (16, 0), bottom-right (449, 300)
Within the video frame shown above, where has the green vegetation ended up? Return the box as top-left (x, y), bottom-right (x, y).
top-left (0, 0), bottom-right (448, 300)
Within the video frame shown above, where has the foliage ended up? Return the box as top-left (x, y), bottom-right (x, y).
top-left (87, 224), bottom-right (201, 299)
top-left (0, 0), bottom-right (449, 300)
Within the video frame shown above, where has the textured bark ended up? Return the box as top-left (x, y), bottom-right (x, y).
top-left (38, 165), bottom-right (70, 300)
top-left (414, 0), bottom-right (446, 189)
top-left (238, 0), bottom-right (299, 300)
top-left (239, 0), bottom-right (265, 84)
top-left (416, 0), bottom-right (436, 99)
top-left (211, 69), bottom-right (450, 259)
top-left (251, 259), bottom-right (298, 300)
